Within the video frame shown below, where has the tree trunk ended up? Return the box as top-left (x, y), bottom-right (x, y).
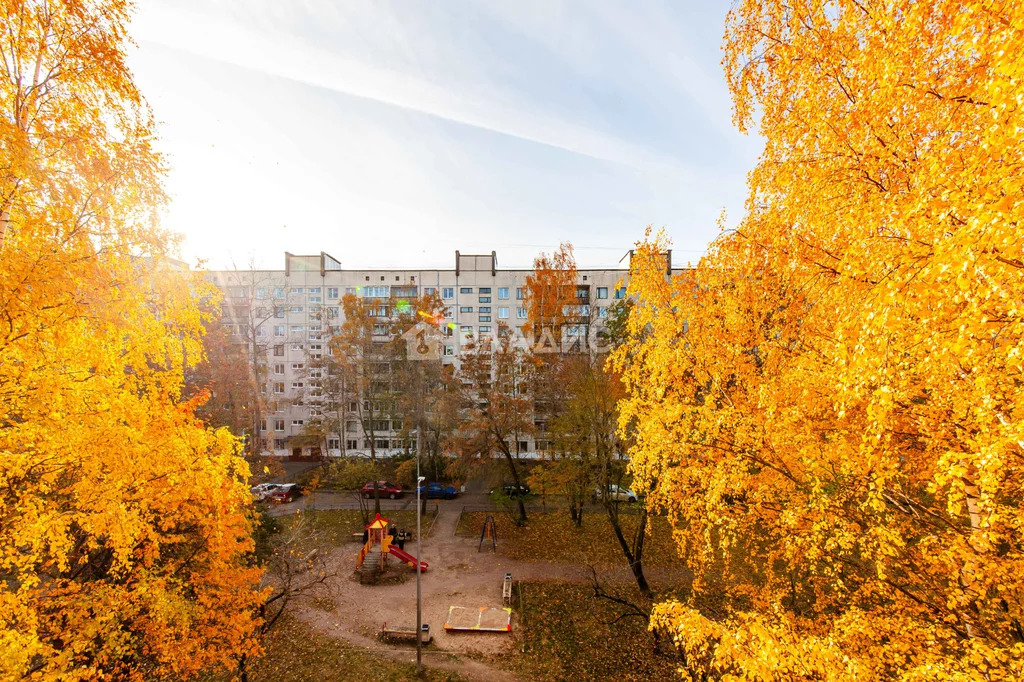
top-left (606, 501), bottom-right (651, 596)
top-left (502, 450), bottom-right (528, 526)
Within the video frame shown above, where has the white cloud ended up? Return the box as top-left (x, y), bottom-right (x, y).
top-left (132, 1), bottom-right (695, 178)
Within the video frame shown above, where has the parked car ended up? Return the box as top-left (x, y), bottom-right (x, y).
top-left (270, 483), bottom-right (302, 503)
top-left (251, 483), bottom-right (284, 502)
top-left (594, 484), bottom-right (637, 503)
top-left (489, 483), bottom-right (531, 498)
top-left (417, 482), bottom-right (459, 499)
top-left (361, 481), bottom-right (404, 499)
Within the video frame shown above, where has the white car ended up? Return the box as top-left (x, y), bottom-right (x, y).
top-left (250, 483), bottom-right (283, 502)
top-left (594, 484), bottom-right (637, 503)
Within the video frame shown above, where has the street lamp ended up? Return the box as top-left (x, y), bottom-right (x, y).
top-left (416, 474), bottom-right (425, 675)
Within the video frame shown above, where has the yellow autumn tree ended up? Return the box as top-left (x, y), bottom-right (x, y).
top-left (615, 2), bottom-right (1024, 679)
top-left (0, 1), bottom-right (263, 679)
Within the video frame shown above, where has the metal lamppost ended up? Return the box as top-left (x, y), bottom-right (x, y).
top-left (415, 472), bottom-right (424, 675)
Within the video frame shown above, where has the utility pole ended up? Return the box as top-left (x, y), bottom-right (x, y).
top-left (416, 463), bottom-right (424, 676)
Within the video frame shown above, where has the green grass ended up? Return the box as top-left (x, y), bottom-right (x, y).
top-left (456, 511), bottom-right (679, 568)
top-left (280, 509), bottom-right (420, 547)
top-left (505, 581), bottom-right (682, 681)
top-left (242, 616), bottom-right (463, 682)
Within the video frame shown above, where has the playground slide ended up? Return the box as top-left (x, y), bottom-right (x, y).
top-left (388, 545), bottom-right (429, 572)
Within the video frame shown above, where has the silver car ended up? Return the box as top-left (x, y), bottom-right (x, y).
top-left (250, 483), bottom-right (283, 502)
top-left (594, 484), bottom-right (637, 503)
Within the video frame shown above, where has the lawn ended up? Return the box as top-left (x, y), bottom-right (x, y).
top-left (241, 616), bottom-right (463, 682)
top-left (456, 510), bottom-right (679, 568)
top-left (279, 509), bottom-right (421, 547)
top-left (504, 581), bottom-right (683, 681)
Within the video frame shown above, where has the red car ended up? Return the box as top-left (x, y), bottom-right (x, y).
top-left (270, 484), bottom-right (301, 503)
top-left (361, 480), bottom-right (403, 500)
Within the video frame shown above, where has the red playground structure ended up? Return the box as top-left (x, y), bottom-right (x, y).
top-left (357, 513), bottom-right (428, 580)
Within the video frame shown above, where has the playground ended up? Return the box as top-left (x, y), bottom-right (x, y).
top-left (274, 505), bottom-right (688, 681)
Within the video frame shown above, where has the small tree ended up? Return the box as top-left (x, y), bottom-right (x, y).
top-left (449, 328), bottom-right (535, 525)
top-left (331, 293), bottom-right (402, 515)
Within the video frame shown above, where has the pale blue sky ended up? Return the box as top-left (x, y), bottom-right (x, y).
top-left (128, 1), bottom-right (761, 270)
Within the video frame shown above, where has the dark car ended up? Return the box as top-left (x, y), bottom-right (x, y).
top-left (361, 480), bottom-right (404, 499)
top-left (270, 483), bottom-right (301, 503)
top-left (489, 483), bottom-right (531, 498)
top-left (417, 482), bottom-right (459, 500)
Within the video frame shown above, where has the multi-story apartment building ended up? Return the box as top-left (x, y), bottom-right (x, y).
top-left (208, 249), bottom-right (680, 458)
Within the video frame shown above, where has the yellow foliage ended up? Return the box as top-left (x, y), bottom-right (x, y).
top-left (0, 1), bottom-right (263, 678)
top-left (615, 1), bottom-right (1024, 678)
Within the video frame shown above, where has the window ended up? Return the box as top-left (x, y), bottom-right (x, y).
top-left (327, 287), bottom-right (338, 298)
top-left (308, 287), bottom-right (320, 294)
top-left (256, 287), bottom-right (267, 299)
top-left (363, 286), bottom-right (389, 297)
top-left (291, 343), bottom-right (304, 351)
top-left (273, 383), bottom-right (284, 394)
top-left (346, 439), bottom-right (359, 450)
top-left (274, 308), bottom-right (284, 318)
top-left (518, 441), bottom-right (529, 452)
top-left (597, 287), bottom-right (608, 299)
top-left (274, 325), bottom-right (285, 337)
top-left (517, 307), bottom-right (527, 319)
top-left (275, 419), bottom-right (285, 431)
top-left (290, 305), bottom-right (303, 313)
top-left (327, 437), bottom-right (340, 450)
top-left (292, 419), bottom-right (304, 427)
top-left (479, 325), bottom-right (491, 333)
top-left (308, 294), bottom-right (321, 303)
top-left (462, 326), bottom-right (474, 335)
top-left (444, 307), bottom-right (454, 319)
top-left (260, 418), bottom-right (268, 431)
top-left (346, 286), bottom-right (357, 295)
top-left (516, 287), bottom-right (525, 300)
top-left (442, 287), bottom-right (454, 299)
top-left (290, 287), bottom-right (303, 294)
top-left (424, 286), bottom-right (437, 296)
top-left (271, 438), bottom-right (283, 449)
top-left (290, 325), bottom-right (304, 334)
top-left (598, 306), bottom-right (608, 318)
top-left (479, 315), bottom-right (491, 322)
top-left (291, 382), bottom-right (304, 389)
top-left (498, 307), bottom-right (509, 319)
top-left (460, 306), bottom-right (473, 313)
top-left (273, 287), bottom-right (285, 298)
top-left (373, 323), bottom-right (388, 335)
top-left (479, 307), bottom-right (491, 313)
top-left (274, 363), bottom-right (284, 375)
top-left (291, 362), bottom-right (304, 370)
top-left (460, 287), bottom-right (473, 294)
top-left (479, 287), bottom-right (491, 294)
top-left (444, 346), bottom-right (454, 356)
top-left (273, 345), bottom-right (284, 357)
top-left (479, 296), bottom-right (491, 303)
top-left (375, 439), bottom-right (389, 449)
top-left (498, 287), bottom-right (509, 299)
top-left (615, 287), bottom-right (626, 299)
top-left (256, 327), bottom-right (267, 337)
